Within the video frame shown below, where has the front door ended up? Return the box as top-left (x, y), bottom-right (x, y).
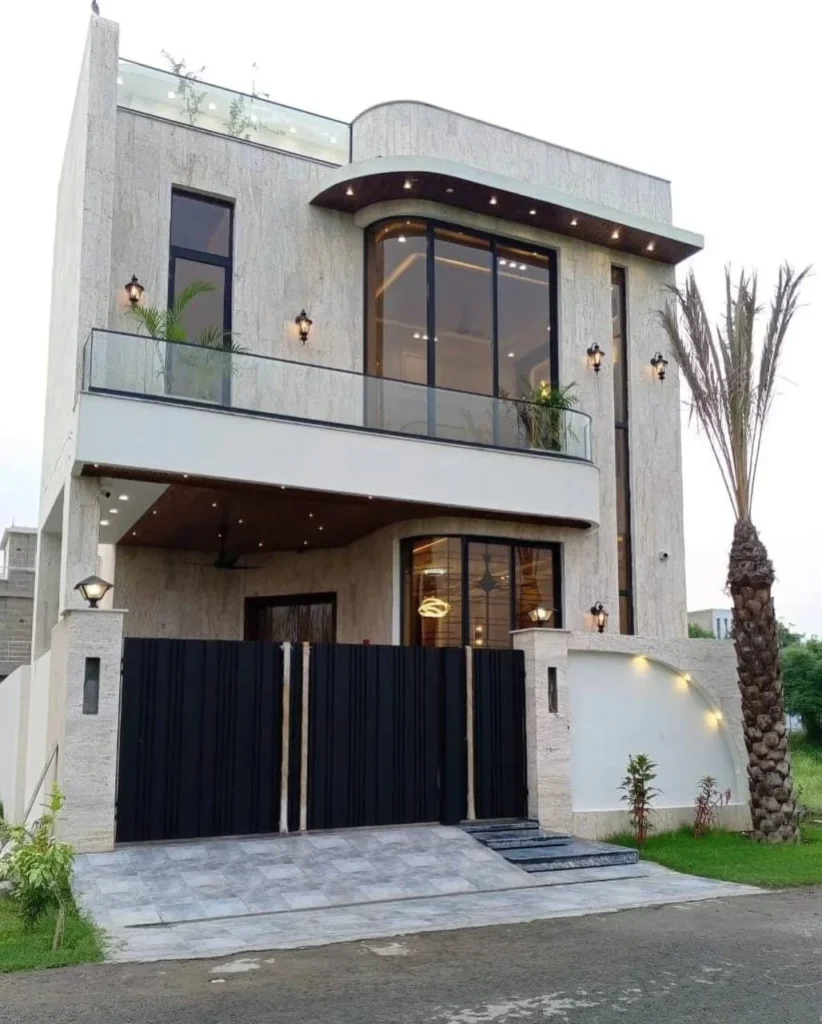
top-left (244, 592), bottom-right (336, 644)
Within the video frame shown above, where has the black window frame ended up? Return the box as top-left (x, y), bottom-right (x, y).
top-left (611, 265), bottom-right (635, 635)
top-left (365, 217), bottom-right (560, 397)
top-left (168, 188), bottom-right (235, 405)
top-left (401, 534), bottom-right (563, 648)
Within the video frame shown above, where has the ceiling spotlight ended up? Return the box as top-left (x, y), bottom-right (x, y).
top-left (117, 77), bottom-right (124, 86)
top-left (108, 509), bottom-right (118, 514)
top-left (99, 519), bottom-right (109, 526)
top-left (529, 209), bottom-right (537, 215)
top-left (499, 259), bottom-right (507, 266)
top-left (132, 531), bottom-right (137, 537)
top-left (183, 473), bottom-right (188, 478)
top-left (570, 217), bottom-right (578, 227)
top-left (212, 502), bottom-right (217, 508)
top-left (258, 542), bottom-right (263, 547)
top-left (319, 526), bottom-right (324, 531)
top-left (611, 229), bottom-right (620, 240)
top-left (238, 518), bottom-right (244, 524)
top-left (646, 241), bottom-right (656, 252)
top-left (345, 186), bottom-right (354, 196)
top-left (403, 178), bottom-right (413, 190)
top-left (280, 485), bottom-right (286, 490)
top-left (208, 102), bottom-right (217, 111)
top-left (309, 513), bottom-right (314, 518)
top-left (152, 510), bottom-right (157, 515)
top-left (489, 196), bottom-right (498, 206)
top-left (519, 264), bottom-right (527, 270)
top-left (445, 187), bottom-right (454, 193)
top-left (507, 351), bottom-right (515, 358)
top-left (118, 494), bottom-right (129, 501)
top-left (303, 540), bottom-right (308, 545)
top-left (413, 332), bottom-right (421, 339)
top-left (398, 235), bottom-right (407, 243)
top-left (167, 90), bottom-right (177, 99)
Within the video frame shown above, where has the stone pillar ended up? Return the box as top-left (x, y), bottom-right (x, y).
top-left (512, 628), bottom-right (573, 832)
top-left (60, 475), bottom-right (101, 613)
top-left (49, 608), bottom-right (125, 852)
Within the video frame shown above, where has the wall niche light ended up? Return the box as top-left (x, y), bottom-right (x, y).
top-left (590, 601), bottom-right (608, 633)
top-left (295, 309), bottom-right (313, 344)
top-left (587, 341), bottom-right (605, 374)
top-left (124, 275), bottom-right (144, 306)
top-left (650, 352), bottom-right (669, 381)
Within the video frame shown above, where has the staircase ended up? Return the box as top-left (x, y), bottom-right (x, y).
top-left (462, 820), bottom-right (639, 873)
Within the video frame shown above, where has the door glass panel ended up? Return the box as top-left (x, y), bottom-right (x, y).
top-left (434, 229), bottom-right (493, 396)
top-left (405, 537), bottom-right (463, 647)
top-left (496, 246), bottom-right (552, 400)
top-left (167, 259), bottom-right (227, 403)
top-left (514, 546), bottom-right (558, 629)
top-left (246, 596), bottom-right (335, 643)
top-left (171, 192), bottom-right (232, 255)
top-left (467, 541), bottom-right (511, 649)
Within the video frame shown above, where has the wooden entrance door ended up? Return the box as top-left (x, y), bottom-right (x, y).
top-left (244, 593), bottom-right (336, 644)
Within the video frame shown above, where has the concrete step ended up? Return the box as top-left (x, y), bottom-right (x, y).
top-left (521, 850), bottom-right (639, 872)
top-left (482, 835), bottom-right (572, 850)
top-left (461, 820), bottom-right (539, 834)
top-left (504, 841), bottom-right (639, 871)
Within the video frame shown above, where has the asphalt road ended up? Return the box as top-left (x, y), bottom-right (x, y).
top-left (3, 890), bottom-right (822, 1023)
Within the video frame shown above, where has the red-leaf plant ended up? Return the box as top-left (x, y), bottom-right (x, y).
top-left (694, 776), bottom-right (732, 837)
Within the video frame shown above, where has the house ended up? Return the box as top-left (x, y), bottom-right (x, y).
top-left (0, 15), bottom-right (752, 850)
top-left (689, 608), bottom-right (733, 639)
top-left (0, 527), bottom-right (35, 681)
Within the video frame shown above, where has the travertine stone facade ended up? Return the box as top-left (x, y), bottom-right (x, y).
top-left (0, 527), bottom-right (36, 678)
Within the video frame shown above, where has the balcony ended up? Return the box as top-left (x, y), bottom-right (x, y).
top-left (77, 331), bottom-right (600, 527)
top-left (117, 60), bottom-right (350, 166)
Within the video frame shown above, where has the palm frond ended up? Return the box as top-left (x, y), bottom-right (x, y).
top-left (126, 304), bottom-right (167, 339)
top-left (657, 262), bottom-right (810, 521)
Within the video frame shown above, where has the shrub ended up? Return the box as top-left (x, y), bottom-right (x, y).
top-left (619, 753), bottom-right (661, 845)
top-left (693, 776), bottom-right (731, 837)
top-left (0, 785), bottom-right (75, 950)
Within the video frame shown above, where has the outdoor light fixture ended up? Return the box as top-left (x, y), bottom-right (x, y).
top-left (74, 575), bottom-right (113, 609)
top-left (650, 352), bottom-right (669, 381)
top-left (124, 275), bottom-right (144, 306)
top-left (590, 602), bottom-right (608, 633)
top-left (528, 606), bottom-right (553, 625)
top-left (587, 341), bottom-right (605, 373)
top-left (295, 309), bottom-right (313, 344)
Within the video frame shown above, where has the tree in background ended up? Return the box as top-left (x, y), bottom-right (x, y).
top-left (658, 263), bottom-right (810, 842)
top-left (688, 622), bottom-right (716, 639)
top-left (783, 638), bottom-right (822, 742)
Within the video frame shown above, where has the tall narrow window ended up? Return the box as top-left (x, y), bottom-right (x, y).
top-left (168, 190), bottom-right (233, 403)
top-left (611, 267), bottom-right (634, 634)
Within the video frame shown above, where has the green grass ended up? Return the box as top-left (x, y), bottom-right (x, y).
top-left (610, 823), bottom-right (822, 888)
top-left (792, 733), bottom-right (822, 814)
top-left (0, 896), bottom-right (103, 973)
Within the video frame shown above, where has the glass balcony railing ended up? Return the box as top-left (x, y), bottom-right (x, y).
top-left (117, 60), bottom-right (350, 165)
top-left (83, 331), bottom-right (593, 461)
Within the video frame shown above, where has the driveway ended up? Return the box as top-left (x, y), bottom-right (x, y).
top-left (73, 825), bottom-right (760, 962)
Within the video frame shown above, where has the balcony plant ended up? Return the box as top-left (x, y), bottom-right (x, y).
top-left (507, 380), bottom-right (580, 452)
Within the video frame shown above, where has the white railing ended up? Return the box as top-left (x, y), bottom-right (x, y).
top-left (0, 640), bottom-right (31, 664)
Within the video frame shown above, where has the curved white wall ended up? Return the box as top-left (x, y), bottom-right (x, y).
top-left (569, 650), bottom-right (738, 812)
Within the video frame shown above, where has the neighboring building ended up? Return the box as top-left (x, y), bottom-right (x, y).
top-left (0, 527), bottom-right (35, 680)
top-left (4, 16), bottom-right (751, 850)
top-left (689, 608), bottom-right (733, 640)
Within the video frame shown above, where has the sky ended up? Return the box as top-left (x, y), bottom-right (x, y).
top-left (0, 0), bottom-right (819, 633)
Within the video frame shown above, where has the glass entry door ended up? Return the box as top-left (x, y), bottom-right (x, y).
top-left (244, 593), bottom-right (336, 644)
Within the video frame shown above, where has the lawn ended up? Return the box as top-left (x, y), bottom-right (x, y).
top-left (0, 897), bottom-right (103, 973)
top-left (792, 733), bottom-right (822, 815)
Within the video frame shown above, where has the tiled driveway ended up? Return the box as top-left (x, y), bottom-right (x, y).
top-left (73, 825), bottom-right (761, 962)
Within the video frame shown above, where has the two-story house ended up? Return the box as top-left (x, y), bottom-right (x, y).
top-left (4, 15), bottom-right (751, 851)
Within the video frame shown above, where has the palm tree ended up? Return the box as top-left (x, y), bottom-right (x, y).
top-left (658, 263), bottom-right (810, 842)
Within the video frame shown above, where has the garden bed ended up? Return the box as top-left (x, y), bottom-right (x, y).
top-left (0, 896), bottom-right (103, 973)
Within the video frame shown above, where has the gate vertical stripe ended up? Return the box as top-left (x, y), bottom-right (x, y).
top-left (300, 641), bottom-right (311, 832)
top-left (279, 642), bottom-right (292, 833)
top-left (464, 645), bottom-right (477, 821)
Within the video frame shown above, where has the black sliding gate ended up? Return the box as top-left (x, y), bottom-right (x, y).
top-left (117, 638), bottom-right (526, 843)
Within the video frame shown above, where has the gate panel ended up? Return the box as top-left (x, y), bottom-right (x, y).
top-left (307, 644), bottom-right (466, 830)
top-left (117, 638), bottom-right (284, 843)
top-left (473, 647), bottom-right (527, 820)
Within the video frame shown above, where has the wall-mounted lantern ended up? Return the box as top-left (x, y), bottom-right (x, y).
top-left (528, 606), bottom-right (553, 625)
top-left (75, 575), bottom-right (113, 609)
top-left (586, 341), bottom-right (604, 374)
top-left (125, 275), bottom-right (144, 306)
top-left (295, 309), bottom-right (313, 344)
top-left (650, 352), bottom-right (669, 381)
top-left (590, 601), bottom-right (608, 633)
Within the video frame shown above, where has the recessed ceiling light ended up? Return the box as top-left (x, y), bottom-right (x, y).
top-left (309, 513), bottom-right (314, 518)
top-left (167, 91), bottom-right (177, 99)
top-left (117, 77), bottom-right (124, 86)
top-left (499, 259), bottom-right (507, 266)
top-left (519, 264), bottom-right (527, 270)
top-left (403, 179), bottom-right (413, 190)
top-left (258, 542), bottom-right (263, 547)
top-left (152, 510), bottom-right (158, 515)
top-left (413, 332), bottom-right (421, 339)
top-left (183, 473), bottom-right (188, 478)
top-left (93, 464), bottom-right (100, 468)
top-left (489, 196), bottom-right (498, 206)
top-left (212, 502), bottom-right (217, 508)
top-left (100, 519), bottom-right (109, 526)
top-left (280, 485), bottom-right (286, 490)
top-left (529, 209), bottom-right (537, 216)
top-left (570, 217), bottom-right (578, 227)
top-left (398, 235), bottom-right (407, 243)
top-left (118, 494), bottom-right (129, 501)
top-left (303, 540), bottom-right (308, 545)
top-left (132, 531), bottom-right (137, 537)
top-left (345, 186), bottom-right (354, 196)
top-left (238, 518), bottom-right (244, 524)
top-left (319, 526), bottom-right (324, 531)
top-left (368, 495), bottom-right (373, 500)
top-left (507, 351), bottom-right (515, 358)
top-left (109, 508), bottom-right (118, 514)
top-left (646, 241), bottom-right (656, 252)
top-left (218, 532), bottom-right (222, 538)
top-left (445, 187), bottom-right (454, 193)
top-left (611, 229), bottom-right (620, 240)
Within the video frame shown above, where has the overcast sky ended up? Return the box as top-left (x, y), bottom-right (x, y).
top-left (1, 0), bottom-right (819, 632)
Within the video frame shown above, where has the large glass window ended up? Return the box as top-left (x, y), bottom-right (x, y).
top-left (611, 266), bottom-right (634, 634)
top-left (403, 536), bottom-right (561, 647)
top-left (366, 219), bottom-right (557, 401)
top-left (168, 190), bottom-right (233, 402)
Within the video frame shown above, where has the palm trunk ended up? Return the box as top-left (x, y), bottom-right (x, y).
top-left (728, 518), bottom-right (798, 842)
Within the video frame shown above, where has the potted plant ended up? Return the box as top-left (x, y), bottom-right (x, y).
top-left (512, 380), bottom-right (580, 452)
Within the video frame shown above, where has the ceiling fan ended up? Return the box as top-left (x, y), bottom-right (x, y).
top-left (189, 521), bottom-right (262, 571)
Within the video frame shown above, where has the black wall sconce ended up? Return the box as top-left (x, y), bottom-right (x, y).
top-left (590, 601), bottom-right (608, 633)
top-left (74, 575), bottom-right (113, 608)
top-left (295, 309), bottom-right (313, 344)
top-left (528, 606), bottom-right (553, 625)
top-left (650, 352), bottom-right (669, 381)
top-left (587, 341), bottom-right (604, 373)
top-left (125, 275), bottom-right (144, 306)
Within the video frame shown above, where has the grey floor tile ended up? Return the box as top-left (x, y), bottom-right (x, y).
top-left (197, 897), bottom-right (250, 919)
top-left (333, 858), bottom-right (375, 874)
top-left (283, 890), bottom-right (331, 910)
top-left (106, 907), bottom-right (162, 927)
top-left (157, 902), bottom-right (207, 923)
top-left (259, 863), bottom-right (306, 882)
